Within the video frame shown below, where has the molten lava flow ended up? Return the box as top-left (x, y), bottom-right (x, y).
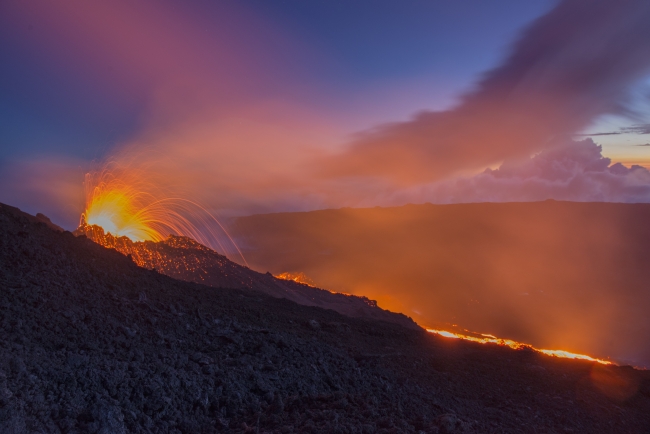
top-left (427, 328), bottom-right (612, 365)
top-left (81, 161), bottom-right (247, 264)
top-left (275, 272), bottom-right (317, 287)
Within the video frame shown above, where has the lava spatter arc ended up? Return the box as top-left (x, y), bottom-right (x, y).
top-left (81, 166), bottom-right (247, 266)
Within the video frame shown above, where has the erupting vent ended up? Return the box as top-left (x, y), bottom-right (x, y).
top-left (81, 163), bottom-right (246, 264)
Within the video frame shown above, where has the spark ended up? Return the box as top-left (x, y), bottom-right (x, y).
top-left (80, 158), bottom-right (247, 265)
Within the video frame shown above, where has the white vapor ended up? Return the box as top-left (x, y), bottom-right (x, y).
top-left (418, 140), bottom-right (650, 204)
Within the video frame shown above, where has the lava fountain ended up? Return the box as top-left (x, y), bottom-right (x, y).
top-left (80, 159), bottom-right (247, 264)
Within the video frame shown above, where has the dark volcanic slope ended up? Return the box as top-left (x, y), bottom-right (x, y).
top-left (2, 203), bottom-right (650, 434)
top-left (232, 202), bottom-right (650, 367)
top-left (74, 223), bottom-right (417, 331)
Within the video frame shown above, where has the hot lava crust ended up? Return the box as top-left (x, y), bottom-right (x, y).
top-left (1, 202), bottom-right (650, 433)
top-left (73, 222), bottom-right (417, 331)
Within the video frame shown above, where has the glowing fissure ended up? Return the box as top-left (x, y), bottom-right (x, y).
top-left (274, 272), bottom-right (317, 287)
top-left (81, 163), bottom-right (247, 265)
top-left (273, 273), bottom-right (380, 305)
top-left (427, 329), bottom-right (612, 365)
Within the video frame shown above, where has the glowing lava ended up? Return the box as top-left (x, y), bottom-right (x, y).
top-left (81, 160), bottom-right (247, 264)
top-left (275, 272), bottom-right (317, 287)
top-left (427, 328), bottom-right (612, 365)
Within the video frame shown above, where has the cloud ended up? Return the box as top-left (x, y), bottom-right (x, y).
top-left (622, 124), bottom-right (650, 135)
top-left (6, 0), bottom-right (650, 227)
top-left (579, 123), bottom-right (650, 136)
top-left (574, 132), bottom-right (622, 136)
top-left (418, 139), bottom-right (650, 204)
top-left (0, 0), bottom-right (348, 226)
top-left (320, 0), bottom-right (650, 185)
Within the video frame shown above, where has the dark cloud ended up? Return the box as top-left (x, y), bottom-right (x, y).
top-left (320, 0), bottom-right (650, 185)
top-left (622, 123), bottom-right (650, 135)
top-left (574, 132), bottom-right (622, 136)
top-left (580, 123), bottom-right (650, 136)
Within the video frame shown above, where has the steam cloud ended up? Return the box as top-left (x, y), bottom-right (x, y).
top-left (421, 139), bottom-right (650, 204)
top-left (322, 0), bottom-right (650, 184)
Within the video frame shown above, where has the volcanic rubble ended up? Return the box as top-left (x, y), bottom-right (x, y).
top-left (73, 222), bottom-right (418, 331)
top-left (1, 203), bottom-right (649, 433)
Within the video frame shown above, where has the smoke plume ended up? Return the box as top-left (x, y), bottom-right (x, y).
top-left (321, 0), bottom-right (650, 184)
top-left (4, 0), bottom-right (650, 227)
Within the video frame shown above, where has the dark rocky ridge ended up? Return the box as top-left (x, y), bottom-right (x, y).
top-left (73, 222), bottom-right (418, 331)
top-left (1, 202), bottom-right (650, 433)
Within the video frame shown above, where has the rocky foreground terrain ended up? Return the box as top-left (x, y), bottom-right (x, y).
top-left (1, 203), bottom-right (650, 433)
top-left (73, 222), bottom-right (417, 331)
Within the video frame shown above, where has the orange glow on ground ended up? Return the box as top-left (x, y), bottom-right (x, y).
top-left (274, 272), bottom-right (317, 287)
top-left (427, 328), bottom-right (612, 365)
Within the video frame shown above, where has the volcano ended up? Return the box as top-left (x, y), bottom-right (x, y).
top-left (2, 202), bottom-right (650, 432)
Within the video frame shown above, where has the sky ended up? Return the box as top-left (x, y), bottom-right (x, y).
top-left (2, 0), bottom-right (650, 229)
